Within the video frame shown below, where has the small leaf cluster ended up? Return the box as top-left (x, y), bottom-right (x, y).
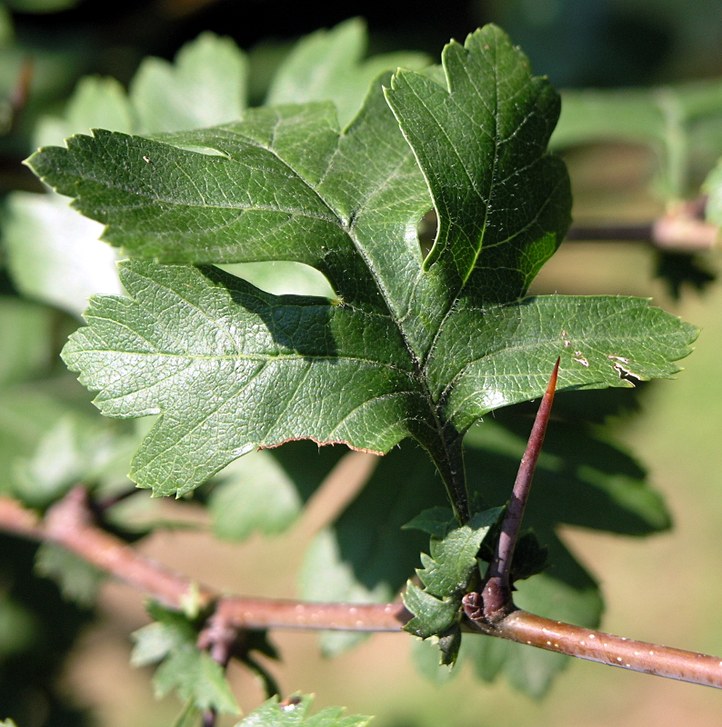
top-left (402, 507), bottom-right (501, 663)
top-left (236, 694), bottom-right (371, 727)
top-left (131, 603), bottom-right (241, 717)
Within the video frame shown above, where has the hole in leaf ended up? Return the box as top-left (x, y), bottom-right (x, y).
top-left (220, 262), bottom-right (335, 299)
top-left (417, 209), bottom-right (438, 259)
top-left (608, 355), bottom-right (641, 385)
top-left (171, 144), bottom-right (231, 158)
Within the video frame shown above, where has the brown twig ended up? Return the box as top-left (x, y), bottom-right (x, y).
top-left (1, 486), bottom-right (722, 689)
top-left (467, 610), bottom-right (722, 689)
top-left (0, 487), bottom-right (217, 611)
top-left (567, 197), bottom-right (719, 251)
top-left (0, 488), bottom-right (408, 631)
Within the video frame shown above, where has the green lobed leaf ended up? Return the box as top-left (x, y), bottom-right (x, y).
top-left (152, 645), bottom-right (240, 715)
top-left (267, 17), bottom-right (429, 128)
top-left (61, 261), bottom-right (418, 497)
top-left (385, 28), bottom-right (569, 302)
top-left (129, 32), bottom-right (248, 134)
top-left (30, 25), bottom-right (696, 509)
top-left (236, 694), bottom-right (371, 727)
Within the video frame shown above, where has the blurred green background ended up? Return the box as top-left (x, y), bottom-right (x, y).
top-left (2, 0), bottom-right (722, 725)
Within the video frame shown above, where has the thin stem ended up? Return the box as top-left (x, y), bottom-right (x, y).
top-left (215, 597), bottom-right (409, 632)
top-left (468, 609), bottom-right (722, 689)
top-left (198, 611), bottom-right (238, 727)
top-left (1, 488), bottom-right (217, 611)
top-left (0, 489), bottom-right (408, 631)
top-left (2, 487), bottom-right (722, 689)
top-left (567, 197), bottom-right (718, 251)
top-left (429, 431), bottom-right (470, 523)
top-left (481, 358), bottom-right (559, 619)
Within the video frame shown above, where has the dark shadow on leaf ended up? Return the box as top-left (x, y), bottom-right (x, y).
top-left (197, 265), bottom-right (338, 359)
top-left (325, 443), bottom-right (447, 594)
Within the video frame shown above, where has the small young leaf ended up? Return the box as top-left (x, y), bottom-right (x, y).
top-left (131, 604), bottom-right (239, 715)
top-left (152, 645), bottom-right (240, 715)
top-left (412, 509), bottom-right (501, 599)
top-left (131, 603), bottom-right (196, 666)
top-left (236, 694), bottom-right (371, 727)
top-left (403, 583), bottom-right (461, 639)
top-left (402, 508), bottom-right (500, 641)
top-left (131, 620), bottom-right (184, 668)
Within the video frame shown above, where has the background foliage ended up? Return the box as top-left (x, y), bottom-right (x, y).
top-left (2, 1), bottom-right (722, 726)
